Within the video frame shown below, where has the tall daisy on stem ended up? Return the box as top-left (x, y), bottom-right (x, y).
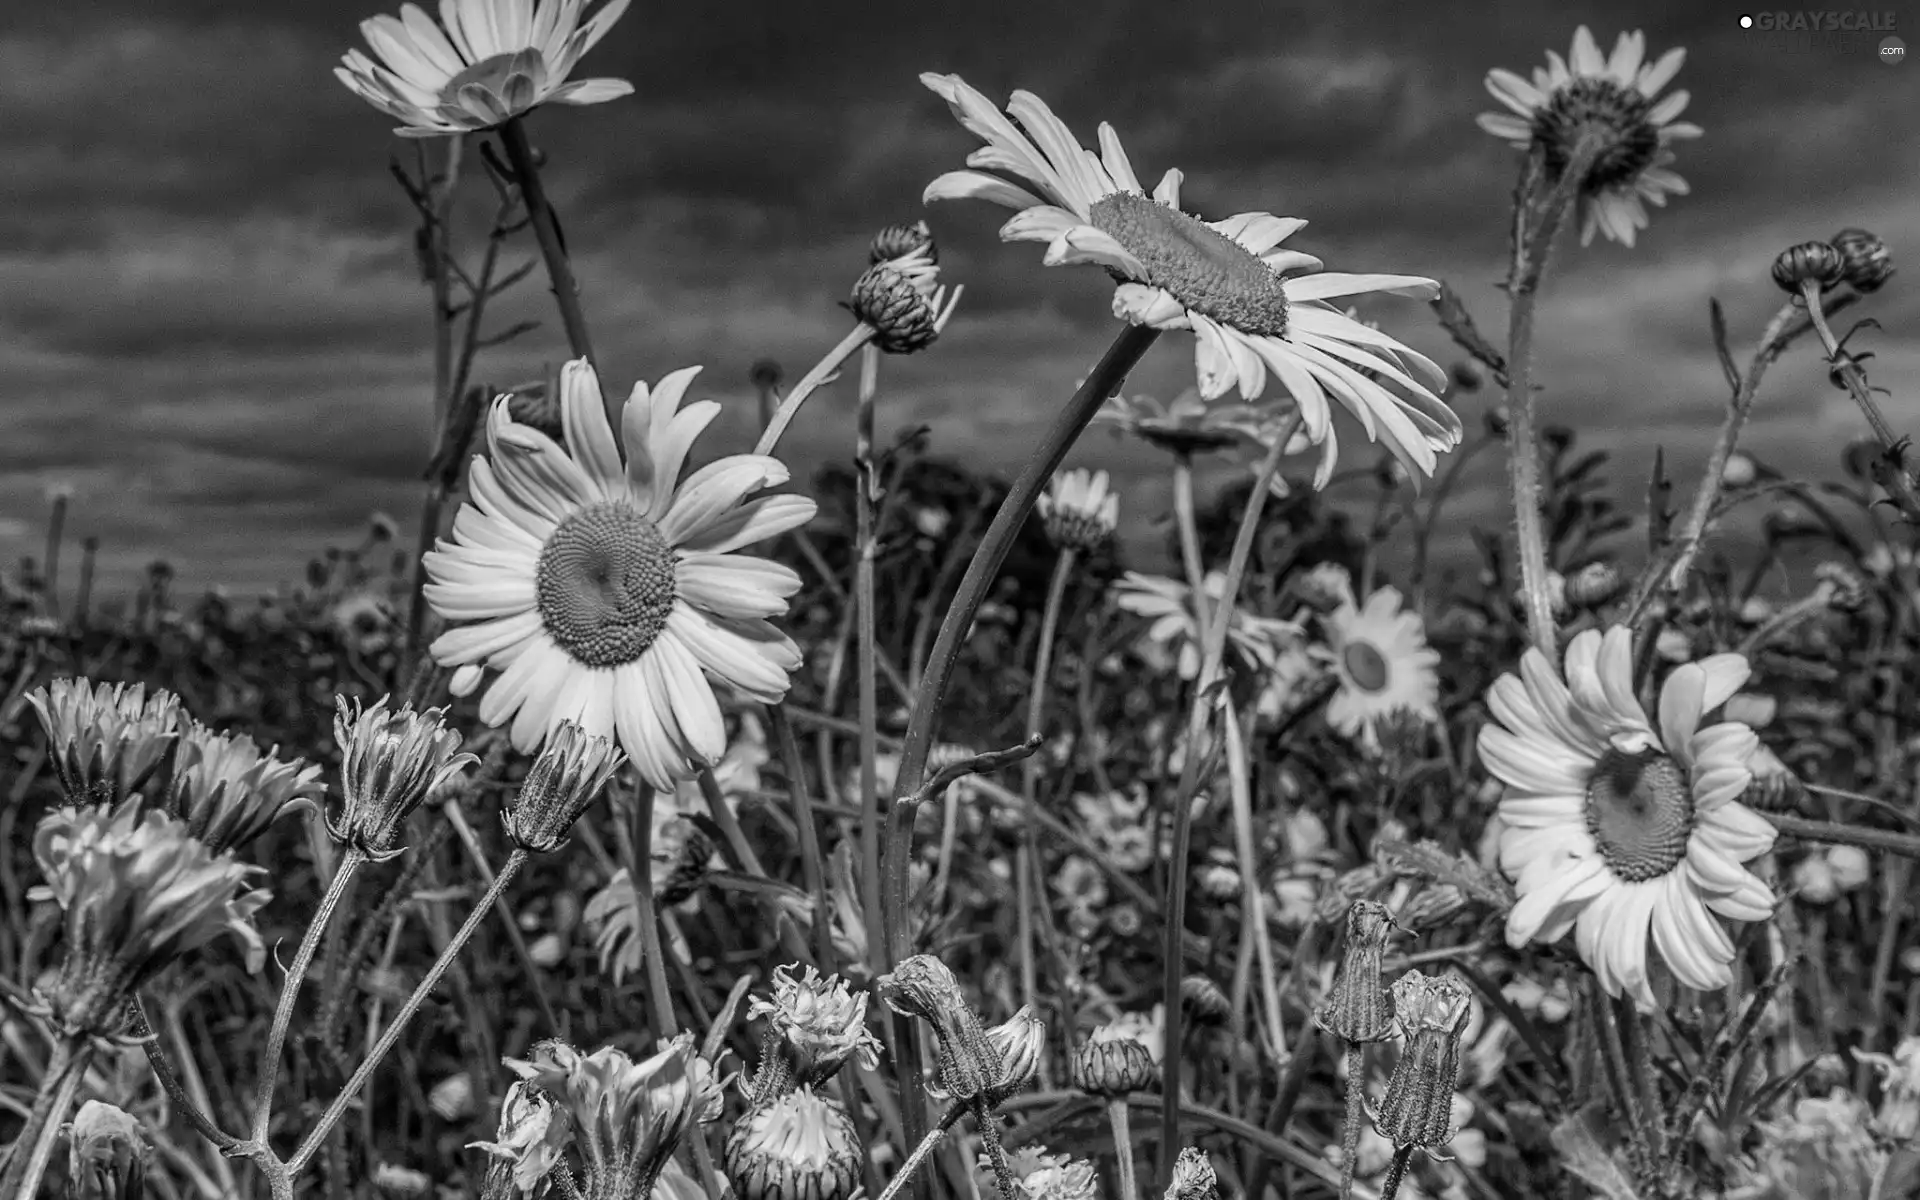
top-left (1475, 26), bottom-right (1700, 656)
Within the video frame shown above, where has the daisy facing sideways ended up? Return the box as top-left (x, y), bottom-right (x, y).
top-left (424, 359), bottom-right (817, 790)
top-left (1477, 626), bottom-right (1775, 1011)
top-left (1323, 584), bottom-right (1440, 747)
top-left (918, 73), bottom-right (1462, 487)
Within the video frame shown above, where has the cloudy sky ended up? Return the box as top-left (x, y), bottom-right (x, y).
top-left (2, 0), bottom-right (1914, 599)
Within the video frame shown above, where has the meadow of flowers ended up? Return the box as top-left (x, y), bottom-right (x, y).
top-left (2, 6), bottom-right (1916, 1200)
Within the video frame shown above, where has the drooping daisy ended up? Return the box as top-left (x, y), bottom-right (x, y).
top-left (424, 358), bottom-right (817, 790)
top-left (1477, 27), bottom-right (1701, 247)
top-left (1113, 570), bottom-right (1301, 680)
top-left (919, 74), bottom-right (1463, 486)
top-left (1323, 584), bottom-right (1440, 747)
top-left (336, 0), bottom-right (634, 138)
top-left (1476, 626), bottom-right (1776, 1011)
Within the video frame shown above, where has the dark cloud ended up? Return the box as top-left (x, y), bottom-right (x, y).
top-left (0, 0), bottom-right (1914, 595)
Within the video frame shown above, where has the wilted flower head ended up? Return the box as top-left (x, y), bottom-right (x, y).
top-left (1316, 899), bottom-right (1397, 1044)
top-left (995, 1148), bottom-right (1098, 1200)
top-left (506, 1035), bottom-right (722, 1200)
top-left (878, 955), bottom-right (1031, 1105)
top-left (503, 720), bottom-right (625, 853)
top-left (1727, 1091), bottom-right (1884, 1200)
top-left (1071, 1022), bottom-right (1157, 1097)
top-left (746, 965), bottom-right (882, 1102)
top-left (165, 721), bottom-right (324, 855)
top-left (65, 1100), bottom-right (148, 1200)
top-left (1374, 971), bottom-right (1473, 1152)
top-left (1163, 1148), bottom-right (1219, 1200)
top-left (329, 696), bottom-right (478, 861)
top-left (33, 803), bottom-right (269, 1037)
top-left (1036, 468), bottom-right (1119, 554)
top-left (1853, 1035), bottom-right (1920, 1141)
top-left (1477, 27), bottom-right (1701, 246)
top-left (27, 678), bottom-right (183, 806)
top-left (1114, 570), bottom-right (1301, 680)
top-left (336, 0), bottom-right (635, 137)
top-left (724, 1088), bottom-right (862, 1200)
top-left (470, 1078), bottom-right (570, 1198)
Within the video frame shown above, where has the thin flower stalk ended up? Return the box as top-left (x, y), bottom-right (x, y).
top-left (856, 343), bottom-right (887, 977)
top-left (0, 1040), bottom-right (94, 1200)
top-left (1172, 452), bottom-right (1212, 633)
top-left (440, 798), bottom-right (561, 1032)
top-left (289, 849), bottom-right (529, 1174)
top-left (250, 849), bottom-right (365, 1144)
top-left (1799, 282), bottom-right (1920, 523)
top-left (755, 326), bottom-right (877, 457)
top-left (1019, 544), bottom-right (1078, 1041)
top-left (496, 119), bottom-right (596, 376)
top-left (1221, 695), bottom-right (1286, 1065)
top-left (1157, 413), bottom-right (1302, 1186)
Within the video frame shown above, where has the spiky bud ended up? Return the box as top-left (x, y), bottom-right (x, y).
top-left (1036, 468), bottom-right (1119, 553)
top-left (726, 1089), bottom-right (862, 1200)
top-left (64, 1101), bottom-right (148, 1200)
top-left (871, 220), bottom-right (936, 266)
top-left (1071, 1024), bottom-right (1157, 1097)
top-left (746, 965), bottom-right (883, 1103)
top-left (1831, 228), bottom-right (1894, 293)
top-left (501, 720), bottom-right (625, 853)
top-left (1163, 1147), bottom-right (1219, 1200)
top-left (850, 246), bottom-right (958, 354)
top-left (165, 721), bottom-right (323, 855)
top-left (1773, 241), bottom-right (1846, 293)
top-left (1373, 970), bottom-right (1473, 1151)
top-left (327, 696), bottom-right (478, 861)
top-left (1316, 900), bottom-right (1397, 1043)
top-left (26, 678), bottom-right (182, 807)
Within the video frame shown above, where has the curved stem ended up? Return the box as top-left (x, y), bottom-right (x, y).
top-left (1106, 1097), bottom-right (1138, 1200)
top-left (130, 997), bottom-right (240, 1151)
top-left (0, 1038), bottom-right (92, 1200)
top-left (252, 849), bottom-right (364, 1143)
top-left (497, 118), bottom-right (595, 370)
top-left (1156, 417), bottom-right (1300, 1188)
top-left (754, 324), bottom-right (877, 456)
top-left (288, 850), bottom-right (528, 1174)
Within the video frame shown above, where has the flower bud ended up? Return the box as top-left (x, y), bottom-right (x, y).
top-left (327, 696), bottom-right (478, 861)
top-left (1742, 744), bottom-right (1805, 813)
top-left (1828, 845), bottom-right (1871, 893)
top-left (725, 1088), bottom-right (862, 1200)
top-left (1721, 452), bottom-right (1759, 489)
top-left (850, 262), bottom-right (954, 354)
top-left (1316, 900), bottom-right (1397, 1043)
top-left (1071, 1024), bottom-right (1157, 1097)
top-left (871, 220), bottom-right (936, 266)
top-left (746, 964), bottom-right (883, 1103)
top-left (1831, 228), bottom-right (1894, 293)
top-left (372, 1163), bottom-right (433, 1197)
top-left (26, 678), bottom-right (182, 807)
top-left (1037, 468), bottom-right (1119, 554)
top-left (1179, 974), bottom-right (1231, 1028)
top-left (1374, 970), bottom-right (1473, 1151)
top-left (1773, 241), bottom-right (1845, 293)
top-left (1163, 1147), bottom-right (1219, 1200)
top-left (65, 1100), bottom-right (148, 1200)
top-left (1815, 561), bottom-right (1868, 612)
top-left (165, 721), bottom-right (324, 855)
top-left (1563, 561), bottom-right (1627, 609)
top-left (502, 720), bottom-right (625, 853)
top-left (1195, 860), bottom-right (1241, 901)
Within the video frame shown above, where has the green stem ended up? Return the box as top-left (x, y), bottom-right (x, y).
top-left (288, 850), bottom-right (527, 1174)
top-left (1107, 1098), bottom-right (1138, 1200)
top-left (627, 783), bottom-right (679, 1036)
top-left (1020, 548), bottom-right (1076, 1026)
top-left (1171, 452), bottom-right (1212, 632)
top-left (497, 118), bottom-right (595, 375)
top-left (0, 1038), bottom-right (92, 1200)
top-left (855, 343), bottom-right (888, 978)
top-left (1766, 811), bottom-right (1920, 859)
top-left (252, 849), bottom-right (364, 1142)
top-left (130, 997), bottom-right (240, 1151)
top-left (1339, 1042), bottom-right (1366, 1200)
top-left (1157, 417), bottom-right (1300, 1188)
top-left (753, 324), bottom-right (877, 457)
top-left (1378, 1146), bottom-right (1415, 1200)
top-left (768, 705), bottom-right (834, 962)
top-left (1800, 282), bottom-right (1920, 523)
top-left (874, 1103), bottom-right (967, 1200)
top-left (441, 801), bottom-right (562, 1033)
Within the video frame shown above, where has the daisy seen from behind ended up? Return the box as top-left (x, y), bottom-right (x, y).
top-left (1477, 26), bottom-right (1701, 246)
top-left (424, 358), bottom-right (817, 790)
top-left (336, 0), bottom-right (634, 137)
top-left (1114, 570), bottom-right (1301, 680)
top-left (1477, 626), bottom-right (1775, 1011)
top-left (918, 74), bottom-right (1463, 487)
top-left (1323, 583), bottom-right (1440, 748)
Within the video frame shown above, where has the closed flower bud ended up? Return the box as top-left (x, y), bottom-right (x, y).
top-left (1743, 746), bottom-right (1804, 813)
top-left (327, 696), bottom-right (478, 861)
top-left (33, 803), bottom-right (269, 1037)
top-left (1036, 468), bottom-right (1120, 553)
top-left (849, 255), bottom-right (960, 354)
top-left (1374, 970), bottom-right (1473, 1151)
top-left (65, 1100), bottom-right (148, 1200)
top-left (1195, 860), bottom-right (1242, 901)
top-left (1773, 241), bottom-right (1846, 293)
top-left (746, 965), bottom-right (883, 1103)
top-left (1721, 452), bottom-right (1759, 489)
top-left (470, 1078), bottom-right (568, 1199)
top-left (1179, 975), bottom-right (1231, 1028)
top-left (725, 1088), bottom-right (862, 1200)
top-left (1564, 561), bottom-right (1627, 609)
top-left (27, 678), bottom-right (182, 807)
top-left (1450, 361), bottom-right (1484, 392)
top-left (1071, 1024), bottom-right (1157, 1097)
top-left (1316, 900), bottom-right (1397, 1044)
top-left (371, 1163), bottom-right (433, 1197)
top-left (1831, 228), bottom-right (1894, 293)
top-left (165, 721), bottom-right (324, 855)
top-left (1815, 561), bottom-right (1868, 612)
top-left (871, 220), bottom-right (936, 266)
top-left (1828, 845), bottom-right (1872, 892)
top-left (987, 1006), bottom-right (1046, 1096)
top-left (1163, 1147), bottom-right (1219, 1200)
top-left (502, 720), bottom-right (625, 853)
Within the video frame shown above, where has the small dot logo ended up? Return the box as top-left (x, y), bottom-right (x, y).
top-left (1883, 35), bottom-right (1908, 64)
top-left (1739, 13), bottom-right (1754, 28)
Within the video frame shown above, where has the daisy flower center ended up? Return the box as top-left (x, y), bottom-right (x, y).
top-left (1341, 641), bottom-right (1392, 693)
top-left (1583, 748), bottom-right (1695, 881)
top-left (1087, 193), bottom-right (1291, 338)
top-left (535, 502), bottom-right (677, 668)
top-left (1531, 77), bottom-right (1661, 190)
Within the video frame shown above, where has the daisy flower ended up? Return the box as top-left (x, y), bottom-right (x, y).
top-left (424, 358), bottom-right (817, 790)
top-left (337, 0), bottom-right (634, 138)
top-left (1476, 626), bottom-right (1776, 1011)
top-left (1113, 570), bottom-right (1300, 680)
top-left (1323, 584), bottom-right (1441, 747)
top-left (919, 74), bottom-right (1462, 486)
top-left (1477, 27), bottom-right (1702, 246)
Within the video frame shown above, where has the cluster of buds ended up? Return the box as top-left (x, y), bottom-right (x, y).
top-left (501, 720), bottom-right (625, 853)
top-left (850, 220), bottom-right (962, 353)
top-left (1772, 228), bottom-right (1894, 296)
top-left (1373, 970), bottom-right (1474, 1155)
top-left (327, 695), bottom-right (478, 860)
top-left (745, 964), bottom-right (884, 1104)
top-left (1036, 468), bottom-right (1120, 554)
top-left (876, 955), bottom-right (1044, 1107)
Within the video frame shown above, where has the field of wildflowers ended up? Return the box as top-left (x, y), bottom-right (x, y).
top-left (2, 5), bottom-right (1916, 1200)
